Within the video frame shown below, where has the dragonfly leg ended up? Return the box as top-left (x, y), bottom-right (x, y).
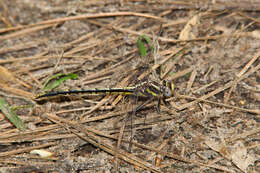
top-left (128, 97), bottom-right (153, 152)
top-left (133, 97), bottom-right (154, 114)
top-left (156, 98), bottom-right (161, 113)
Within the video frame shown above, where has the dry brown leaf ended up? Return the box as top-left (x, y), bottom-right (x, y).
top-left (251, 30), bottom-right (260, 39)
top-left (0, 65), bottom-right (16, 84)
top-left (230, 141), bottom-right (256, 172)
top-left (179, 13), bottom-right (200, 40)
top-left (30, 149), bottom-right (53, 158)
top-left (205, 138), bottom-right (231, 159)
top-left (205, 138), bottom-right (256, 172)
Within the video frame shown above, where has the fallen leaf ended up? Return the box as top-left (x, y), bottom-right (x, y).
top-left (179, 13), bottom-right (200, 40)
top-left (230, 141), bottom-right (256, 172)
top-left (251, 30), bottom-right (260, 39)
top-left (0, 65), bottom-right (16, 84)
top-left (30, 149), bottom-right (53, 158)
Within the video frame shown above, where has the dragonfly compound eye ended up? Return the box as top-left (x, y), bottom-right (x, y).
top-left (162, 80), bottom-right (174, 98)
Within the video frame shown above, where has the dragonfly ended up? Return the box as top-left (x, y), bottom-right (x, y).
top-left (36, 79), bottom-right (174, 153)
top-left (35, 80), bottom-right (174, 110)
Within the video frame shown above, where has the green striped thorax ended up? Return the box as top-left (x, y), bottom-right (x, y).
top-left (133, 80), bottom-right (174, 99)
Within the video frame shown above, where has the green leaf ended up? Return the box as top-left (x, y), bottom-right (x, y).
top-left (0, 97), bottom-right (27, 131)
top-left (43, 73), bottom-right (78, 92)
top-left (137, 35), bottom-right (154, 57)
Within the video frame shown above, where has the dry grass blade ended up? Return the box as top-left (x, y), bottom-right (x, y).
top-left (0, 83), bottom-right (33, 99)
top-left (176, 94), bottom-right (260, 114)
top-left (225, 51), bottom-right (260, 103)
top-left (177, 63), bottom-right (260, 111)
top-left (138, 47), bottom-right (185, 81)
top-left (46, 113), bottom-right (162, 173)
top-left (0, 24), bottom-right (54, 41)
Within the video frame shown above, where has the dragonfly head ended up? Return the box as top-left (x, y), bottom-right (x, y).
top-left (162, 80), bottom-right (175, 98)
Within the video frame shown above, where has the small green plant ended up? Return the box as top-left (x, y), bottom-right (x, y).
top-left (137, 35), bottom-right (154, 57)
top-left (43, 73), bottom-right (78, 92)
top-left (0, 98), bottom-right (27, 131)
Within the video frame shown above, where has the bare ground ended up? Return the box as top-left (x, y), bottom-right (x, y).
top-left (0, 1), bottom-right (259, 173)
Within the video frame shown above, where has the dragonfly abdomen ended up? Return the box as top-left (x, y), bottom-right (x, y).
top-left (36, 88), bottom-right (135, 99)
